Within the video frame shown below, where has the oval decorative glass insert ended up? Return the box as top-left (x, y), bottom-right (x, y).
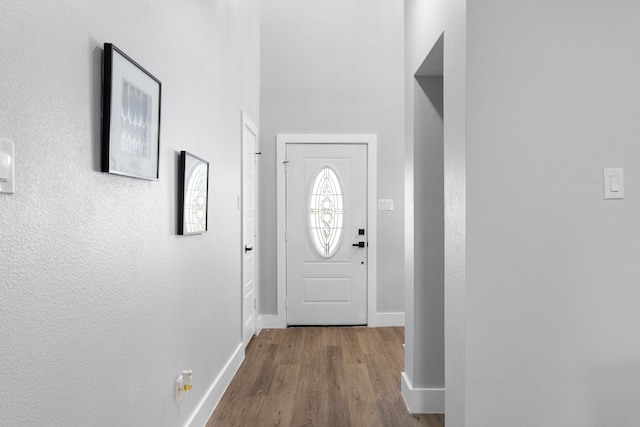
top-left (309, 166), bottom-right (344, 258)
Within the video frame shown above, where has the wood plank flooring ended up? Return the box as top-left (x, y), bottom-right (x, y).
top-left (206, 327), bottom-right (444, 427)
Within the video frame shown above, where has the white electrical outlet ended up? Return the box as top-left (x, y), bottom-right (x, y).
top-left (176, 375), bottom-right (183, 404)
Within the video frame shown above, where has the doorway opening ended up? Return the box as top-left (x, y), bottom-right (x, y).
top-left (402, 32), bottom-right (445, 413)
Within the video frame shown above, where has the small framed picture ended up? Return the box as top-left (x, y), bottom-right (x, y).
top-left (102, 43), bottom-right (161, 180)
top-left (179, 151), bottom-right (209, 235)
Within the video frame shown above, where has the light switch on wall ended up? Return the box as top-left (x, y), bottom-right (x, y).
top-left (604, 168), bottom-right (624, 200)
top-left (0, 138), bottom-right (14, 194)
top-left (0, 151), bottom-right (9, 181)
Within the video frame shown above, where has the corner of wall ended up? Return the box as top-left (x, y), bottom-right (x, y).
top-left (401, 372), bottom-right (445, 414)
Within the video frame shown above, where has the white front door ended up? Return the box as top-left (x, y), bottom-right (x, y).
top-left (241, 112), bottom-right (258, 347)
top-left (285, 143), bottom-right (368, 325)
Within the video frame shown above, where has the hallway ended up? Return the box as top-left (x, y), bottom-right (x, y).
top-left (207, 327), bottom-right (444, 426)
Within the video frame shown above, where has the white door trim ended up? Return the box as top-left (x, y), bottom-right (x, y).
top-left (241, 111), bottom-right (259, 346)
top-left (276, 134), bottom-right (377, 327)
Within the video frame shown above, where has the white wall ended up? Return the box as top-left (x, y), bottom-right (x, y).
top-left (465, 1), bottom-right (640, 425)
top-left (411, 76), bottom-right (445, 386)
top-left (259, 0), bottom-right (405, 316)
top-left (402, 72), bottom-right (446, 413)
top-left (0, 1), bottom-right (259, 426)
top-left (404, 0), bottom-right (466, 422)
top-left (407, 0), bottom-right (640, 425)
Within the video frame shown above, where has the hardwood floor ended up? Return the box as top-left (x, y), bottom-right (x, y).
top-left (206, 327), bottom-right (444, 427)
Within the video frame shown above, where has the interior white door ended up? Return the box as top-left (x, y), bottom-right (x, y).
top-left (242, 112), bottom-right (258, 347)
top-left (286, 143), bottom-right (367, 325)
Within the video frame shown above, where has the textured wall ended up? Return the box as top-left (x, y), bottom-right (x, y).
top-left (259, 0), bottom-right (405, 315)
top-left (0, 1), bottom-right (259, 426)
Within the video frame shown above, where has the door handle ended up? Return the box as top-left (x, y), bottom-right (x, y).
top-left (352, 242), bottom-right (365, 248)
top-left (245, 245), bottom-right (254, 253)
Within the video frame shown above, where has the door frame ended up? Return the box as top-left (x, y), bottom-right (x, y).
top-left (241, 111), bottom-right (259, 347)
top-left (276, 134), bottom-right (378, 327)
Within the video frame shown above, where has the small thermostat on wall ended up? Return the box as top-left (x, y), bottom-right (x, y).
top-left (0, 138), bottom-right (14, 194)
top-left (378, 199), bottom-right (394, 211)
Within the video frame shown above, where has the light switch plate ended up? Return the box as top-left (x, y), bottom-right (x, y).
top-left (604, 168), bottom-right (624, 200)
top-left (378, 199), bottom-right (394, 211)
top-left (0, 151), bottom-right (9, 181)
top-left (0, 138), bottom-right (14, 194)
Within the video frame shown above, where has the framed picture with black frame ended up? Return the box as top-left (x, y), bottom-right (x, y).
top-left (102, 43), bottom-right (161, 180)
top-left (178, 151), bottom-right (209, 235)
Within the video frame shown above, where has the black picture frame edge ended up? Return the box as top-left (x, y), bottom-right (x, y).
top-left (101, 43), bottom-right (114, 173)
top-left (101, 42), bottom-right (162, 181)
top-left (177, 151), bottom-right (187, 235)
top-left (178, 151), bottom-right (210, 236)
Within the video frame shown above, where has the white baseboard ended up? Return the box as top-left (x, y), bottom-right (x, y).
top-left (370, 312), bottom-right (405, 327)
top-left (185, 343), bottom-right (245, 427)
top-left (256, 313), bottom-right (404, 335)
top-left (257, 313), bottom-right (404, 329)
top-left (400, 372), bottom-right (444, 414)
top-left (258, 314), bottom-right (286, 330)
